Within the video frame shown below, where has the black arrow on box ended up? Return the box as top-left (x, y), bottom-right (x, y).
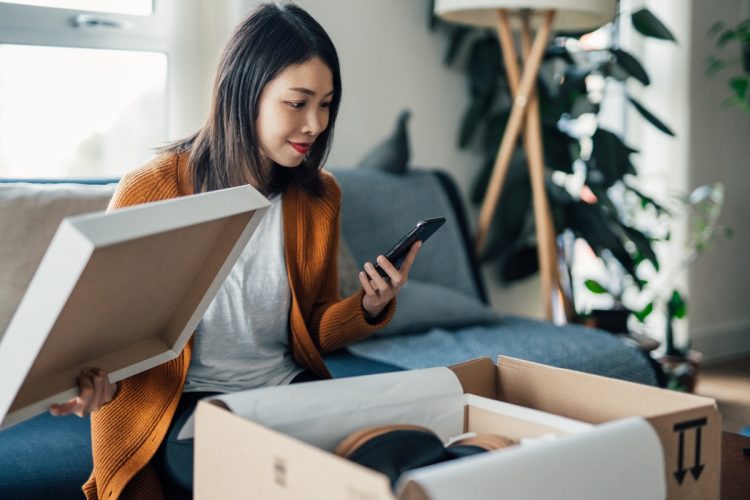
top-left (691, 427), bottom-right (704, 480)
top-left (673, 417), bottom-right (707, 485)
top-left (674, 431), bottom-right (687, 484)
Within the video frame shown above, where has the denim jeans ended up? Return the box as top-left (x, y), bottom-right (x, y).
top-left (160, 369), bottom-right (321, 494)
top-left (0, 412), bottom-right (92, 499)
top-left (0, 370), bottom-right (321, 498)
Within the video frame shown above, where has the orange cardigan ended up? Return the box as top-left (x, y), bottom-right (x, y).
top-left (83, 152), bottom-right (395, 499)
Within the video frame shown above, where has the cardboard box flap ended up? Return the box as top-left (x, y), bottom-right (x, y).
top-left (496, 356), bottom-right (717, 423)
top-left (180, 367), bottom-right (466, 449)
top-left (0, 185), bottom-right (269, 428)
top-left (195, 401), bottom-right (395, 500)
top-left (448, 357), bottom-right (497, 399)
top-left (397, 417), bottom-right (666, 500)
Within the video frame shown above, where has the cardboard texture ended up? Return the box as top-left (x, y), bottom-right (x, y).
top-left (454, 356), bottom-right (722, 500)
top-left (0, 185), bottom-right (270, 428)
top-left (192, 356), bottom-right (712, 499)
top-left (194, 393), bottom-right (632, 500)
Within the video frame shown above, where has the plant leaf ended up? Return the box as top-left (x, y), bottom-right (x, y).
top-left (482, 110), bottom-right (509, 158)
top-left (544, 45), bottom-right (575, 65)
top-left (559, 67), bottom-right (589, 115)
top-left (570, 94), bottom-right (599, 117)
top-left (628, 96), bottom-right (676, 136)
top-left (569, 202), bottom-right (639, 282)
top-left (588, 184), bottom-right (619, 216)
top-left (620, 224), bottom-right (660, 271)
top-left (584, 279), bottom-right (608, 294)
top-left (590, 129), bottom-right (637, 187)
top-left (542, 123), bottom-right (576, 173)
top-left (427, 0), bottom-right (437, 30)
top-left (481, 161), bottom-right (533, 266)
top-left (705, 56), bottom-right (727, 79)
top-left (605, 59), bottom-right (631, 82)
top-left (718, 29), bottom-right (738, 48)
top-left (468, 35), bottom-right (501, 98)
top-left (668, 290), bottom-right (687, 319)
top-left (634, 302), bottom-right (654, 322)
top-left (729, 77), bottom-right (749, 100)
top-left (631, 8), bottom-right (677, 42)
top-left (624, 184), bottom-right (669, 215)
top-left (708, 21), bottom-right (727, 39)
top-left (444, 26), bottom-right (471, 65)
top-left (610, 48), bottom-right (650, 85)
top-left (459, 103), bottom-right (485, 148)
top-left (470, 157), bottom-right (495, 205)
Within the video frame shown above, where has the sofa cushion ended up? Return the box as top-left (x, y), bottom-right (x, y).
top-left (348, 318), bottom-right (659, 386)
top-left (332, 168), bottom-right (482, 301)
top-left (373, 280), bottom-right (499, 337)
top-left (0, 182), bottom-right (116, 336)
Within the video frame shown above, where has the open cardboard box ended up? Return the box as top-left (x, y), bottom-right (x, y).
top-left (0, 185), bottom-right (270, 429)
top-left (193, 356), bottom-right (720, 499)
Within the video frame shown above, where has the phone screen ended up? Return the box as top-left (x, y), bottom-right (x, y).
top-left (373, 217), bottom-right (446, 278)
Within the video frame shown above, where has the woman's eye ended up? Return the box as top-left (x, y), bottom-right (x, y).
top-left (286, 101), bottom-right (305, 109)
top-left (320, 102), bottom-right (332, 109)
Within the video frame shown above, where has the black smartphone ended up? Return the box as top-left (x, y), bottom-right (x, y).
top-left (372, 217), bottom-right (446, 278)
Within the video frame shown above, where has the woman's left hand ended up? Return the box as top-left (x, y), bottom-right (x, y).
top-left (359, 241), bottom-right (421, 320)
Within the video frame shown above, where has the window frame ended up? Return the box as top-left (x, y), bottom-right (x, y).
top-left (0, 0), bottom-right (171, 52)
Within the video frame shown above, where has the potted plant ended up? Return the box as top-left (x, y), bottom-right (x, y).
top-left (706, 17), bottom-right (750, 115)
top-left (426, 4), bottom-right (677, 315)
top-left (583, 182), bottom-right (731, 391)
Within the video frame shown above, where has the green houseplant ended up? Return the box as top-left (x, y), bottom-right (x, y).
top-left (583, 182), bottom-right (731, 391)
top-left (706, 17), bottom-right (750, 115)
top-left (427, 3), bottom-right (677, 318)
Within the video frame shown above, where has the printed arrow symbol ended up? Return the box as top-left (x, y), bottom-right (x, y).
top-left (674, 430), bottom-right (687, 484)
top-left (674, 469), bottom-right (687, 484)
top-left (691, 427), bottom-right (704, 480)
top-left (691, 464), bottom-right (705, 480)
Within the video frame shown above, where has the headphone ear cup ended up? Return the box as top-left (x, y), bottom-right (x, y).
top-left (444, 434), bottom-right (517, 459)
top-left (335, 425), bottom-right (447, 485)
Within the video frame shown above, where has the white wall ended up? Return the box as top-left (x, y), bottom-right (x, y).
top-left (625, 0), bottom-right (750, 363)
top-left (685, 0), bottom-right (750, 363)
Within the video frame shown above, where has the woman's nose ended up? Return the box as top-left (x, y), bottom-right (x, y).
top-left (303, 110), bottom-right (326, 136)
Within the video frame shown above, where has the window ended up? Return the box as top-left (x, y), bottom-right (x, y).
top-left (5, 1), bottom-right (152, 16)
top-left (0, 1), bottom-right (171, 178)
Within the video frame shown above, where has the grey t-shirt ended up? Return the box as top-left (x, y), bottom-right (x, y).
top-left (183, 194), bottom-right (302, 393)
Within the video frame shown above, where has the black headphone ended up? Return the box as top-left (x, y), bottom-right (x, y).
top-left (335, 424), bottom-right (516, 486)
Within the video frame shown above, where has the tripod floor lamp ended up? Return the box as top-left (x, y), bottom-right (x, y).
top-left (434, 0), bottom-right (615, 322)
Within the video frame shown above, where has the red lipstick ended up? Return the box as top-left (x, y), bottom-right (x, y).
top-left (289, 142), bottom-right (311, 154)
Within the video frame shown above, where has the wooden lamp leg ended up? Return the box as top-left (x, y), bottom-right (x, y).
top-left (476, 10), bottom-right (556, 254)
top-left (519, 14), bottom-right (574, 323)
top-left (476, 9), bottom-right (558, 321)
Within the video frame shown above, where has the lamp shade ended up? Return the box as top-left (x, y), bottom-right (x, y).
top-left (434, 0), bottom-right (616, 32)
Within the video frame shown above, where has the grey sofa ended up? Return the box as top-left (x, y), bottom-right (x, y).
top-left (0, 169), bottom-right (660, 386)
top-left (324, 167), bottom-right (659, 386)
top-left (0, 167), bottom-right (659, 499)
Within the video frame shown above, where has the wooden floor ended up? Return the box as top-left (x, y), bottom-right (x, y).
top-left (695, 354), bottom-right (750, 433)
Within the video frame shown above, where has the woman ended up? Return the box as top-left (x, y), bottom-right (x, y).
top-left (48, 3), bottom-right (419, 498)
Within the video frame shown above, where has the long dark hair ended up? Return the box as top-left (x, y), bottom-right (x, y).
top-left (164, 1), bottom-right (342, 196)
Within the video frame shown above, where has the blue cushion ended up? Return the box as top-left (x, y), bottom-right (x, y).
top-left (373, 280), bottom-right (499, 337)
top-left (332, 168), bottom-right (481, 301)
top-left (348, 318), bottom-right (658, 386)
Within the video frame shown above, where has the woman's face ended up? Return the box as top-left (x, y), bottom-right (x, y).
top-left (256, 57), bottom-right (334, 172)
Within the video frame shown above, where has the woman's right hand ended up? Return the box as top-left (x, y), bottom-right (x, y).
top-left (49, 367), bottom-right (118, 417)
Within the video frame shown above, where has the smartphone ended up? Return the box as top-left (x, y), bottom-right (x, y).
top-left (372, 217), bottom-right (446, 278)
